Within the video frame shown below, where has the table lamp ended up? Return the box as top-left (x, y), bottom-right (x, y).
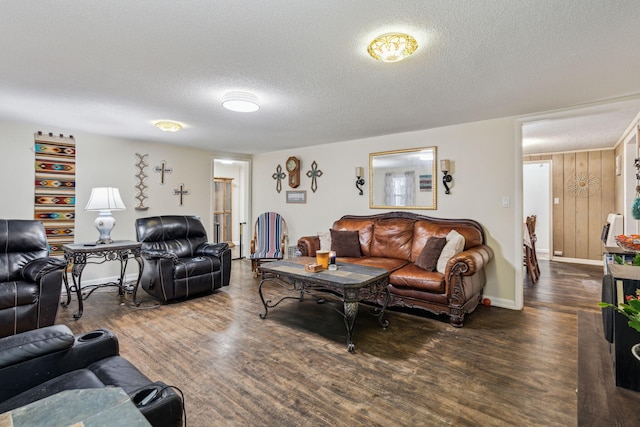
top-left (84, 187), bottom-right (126, 244)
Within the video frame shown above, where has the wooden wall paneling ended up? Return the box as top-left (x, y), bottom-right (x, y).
top-left (563, 154), bottom-right (577, 258)
top-left (587, 151), bottom-right (603, 260)
top-left (528, 149), bottom-right (615, 261)
top-left (574, 152), bottom-right (589, 259)
top-left (552, 153), bottom-right (564, 257)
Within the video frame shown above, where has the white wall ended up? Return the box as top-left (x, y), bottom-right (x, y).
top-left (252, 117), bottom-right (522, 309)
top-left (1, 119), bottom-right (217, 283)
top-left (2, 115), bottom-right (524, 309)
top-left (523, 161), bottom-right (550, 254)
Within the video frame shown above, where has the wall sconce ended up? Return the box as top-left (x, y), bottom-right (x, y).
top-left (441, 160), bottom-right (453, 194)
top-left (355, 167), bottom-right (365, 196)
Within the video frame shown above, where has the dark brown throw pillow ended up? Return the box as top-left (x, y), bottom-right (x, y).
top-left (414, 237), bottom-right (447, 272)
top-left (330, 229), bottom-right (362, 257)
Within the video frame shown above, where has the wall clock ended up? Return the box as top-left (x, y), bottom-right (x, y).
top-left (286, 156), bottom-right (300, 188)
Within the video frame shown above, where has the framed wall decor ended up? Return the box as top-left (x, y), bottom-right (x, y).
top-left (286, 190), bottom-right (307, 204)
top-left (370, 146), bottom-right (437, 210)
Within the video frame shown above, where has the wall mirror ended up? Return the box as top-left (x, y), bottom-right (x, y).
top-left (370, 147), bottom-right (437, 210)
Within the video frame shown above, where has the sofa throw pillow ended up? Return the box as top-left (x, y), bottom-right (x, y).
top-left (414, 237), bottom-right (447, 272)
top-left (330, 229), bottom-right (362, 257)
top-left (317, 231), bottom-right (332, 251)
top-left (436, 230), bottom-right (466, 273)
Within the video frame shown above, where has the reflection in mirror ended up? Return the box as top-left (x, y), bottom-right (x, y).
top-left (369, 147), bottom-right (437, 210)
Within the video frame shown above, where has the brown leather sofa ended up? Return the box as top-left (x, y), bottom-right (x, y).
top-left (297, 212), bottom-right (494, 327)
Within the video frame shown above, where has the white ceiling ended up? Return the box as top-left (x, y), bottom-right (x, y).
top-left (1, 1), bottom-right (640, 155)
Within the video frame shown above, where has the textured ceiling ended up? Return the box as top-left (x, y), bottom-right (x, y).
top-left (1, 1), bottom-right (640, 155)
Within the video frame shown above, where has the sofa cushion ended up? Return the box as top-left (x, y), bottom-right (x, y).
top-left (174, 256), bottom-right (221, 279)
top-left (436, 230), bottom-right (465, 273)
top-left (388, 283), bottom-right (449, 305)
top-left (332, 219), bottom-right (374, 257)
top-left (330, 229), bottom-right (361, 257)
top-left (414, 237), bottom-right (447, 272)
top-left (370, 218), bottom-right (414, 261)
top-left (390, 264), bottom-right (446, 293)
top-left (317, 231), bottom-right (331, 251)
top-left (339, 257), bottom-right (407, 272)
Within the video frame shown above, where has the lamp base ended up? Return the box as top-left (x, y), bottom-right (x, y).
top-left (94, 210), bottom-right (116, 245)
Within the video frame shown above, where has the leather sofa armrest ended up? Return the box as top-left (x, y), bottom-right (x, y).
top-left (21, 257), bottom-right (67, 282)
top-left (196, 242), bottom-right (229, 257)
top-left (444, 245), bottom-right (494, 278)
top-left (297, 236), bottom-right (320, 257)
top-left (0, 325), bottom-right (75, 369)
top-left (141, 250), bottom-right (178, 262)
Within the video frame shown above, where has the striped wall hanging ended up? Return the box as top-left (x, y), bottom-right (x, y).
top-left (34, 132), bottom-right (76, 256)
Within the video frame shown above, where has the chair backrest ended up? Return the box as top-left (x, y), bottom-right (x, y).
top-left (253, 212), bottom-right (286, 257)
top-left (135, 216), bottom-right (208, 258)
top-left (526, 215), bottom-right (537, 242)
top-left (0, 219), bottom-right (49, 282)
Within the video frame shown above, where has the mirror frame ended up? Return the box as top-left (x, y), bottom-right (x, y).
top-left (369, 147), bottom-right (437, 210)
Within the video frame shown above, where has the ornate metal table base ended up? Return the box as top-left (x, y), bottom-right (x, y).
top-left (61, 241), bottom-right (143, 319)
top-left (258, 260), bottom-right (390, 352)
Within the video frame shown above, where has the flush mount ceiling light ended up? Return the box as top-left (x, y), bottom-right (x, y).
top-left (154, 120), bottom-right (183, 132)
top-left (367, 32), bottom-right (418, 63)
top-left (222, 91), bottom-right (260, 112)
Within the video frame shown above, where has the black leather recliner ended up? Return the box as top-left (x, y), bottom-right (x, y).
top-left (0, 219), bottom-right (67, 338)
top-left (135, 215), bottom-right (231, 303)
top-left (0, 324), bottom-right (183, 426)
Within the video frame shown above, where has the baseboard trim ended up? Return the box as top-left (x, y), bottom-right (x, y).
top-left (484, 296), bottom-right (518, 310)
top-left (550, 256), bottom-right (601, 266)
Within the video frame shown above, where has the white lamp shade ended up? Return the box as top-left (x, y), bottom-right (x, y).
top-left (85, 187), bottom-right (126, 211)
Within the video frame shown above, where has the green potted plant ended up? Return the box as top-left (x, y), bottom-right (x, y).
top-left (599, 294), bottom-right (640, 360)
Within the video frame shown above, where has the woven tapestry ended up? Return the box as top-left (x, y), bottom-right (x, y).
top-left (34, 132), bottom-right (76, 256)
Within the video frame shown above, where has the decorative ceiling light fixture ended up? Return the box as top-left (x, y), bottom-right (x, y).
top-left (367, 32), bottom-right (418, 63)
top-left (154, 120), bottom-right (183, 132)
top-left (222, 91), bottom-right (260, 113)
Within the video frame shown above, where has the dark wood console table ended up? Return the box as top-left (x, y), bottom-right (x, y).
top-left (61, 240), bottom-right (143, 319)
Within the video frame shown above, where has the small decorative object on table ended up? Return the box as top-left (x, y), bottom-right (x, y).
top-left (304, 263), bottom-right (323, 272)
top-left (615, 234), bottom-right (640, 252)
top-left (613, 235), bottom-right (640, 265)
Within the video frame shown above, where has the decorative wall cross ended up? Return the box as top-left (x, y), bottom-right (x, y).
top-left (272, 164), bottom-right (286, 193)
top-left (154, 160), bottom-right (172, 184)
top-left (306, 160), bottom-right (323, 193)
top-left (173, 183), bottom-right (191, 206)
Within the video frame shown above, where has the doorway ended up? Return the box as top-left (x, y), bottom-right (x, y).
top-left (213, 158), bottom-right (251, 260)
top-left (523, 161), bottom-right (551, 259)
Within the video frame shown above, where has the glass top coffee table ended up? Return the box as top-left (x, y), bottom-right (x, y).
top-left (258, 257), bottom-right (390, 352)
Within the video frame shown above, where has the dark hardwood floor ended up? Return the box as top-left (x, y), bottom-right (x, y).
top-left (56, 258), bottom-right (605, 426)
